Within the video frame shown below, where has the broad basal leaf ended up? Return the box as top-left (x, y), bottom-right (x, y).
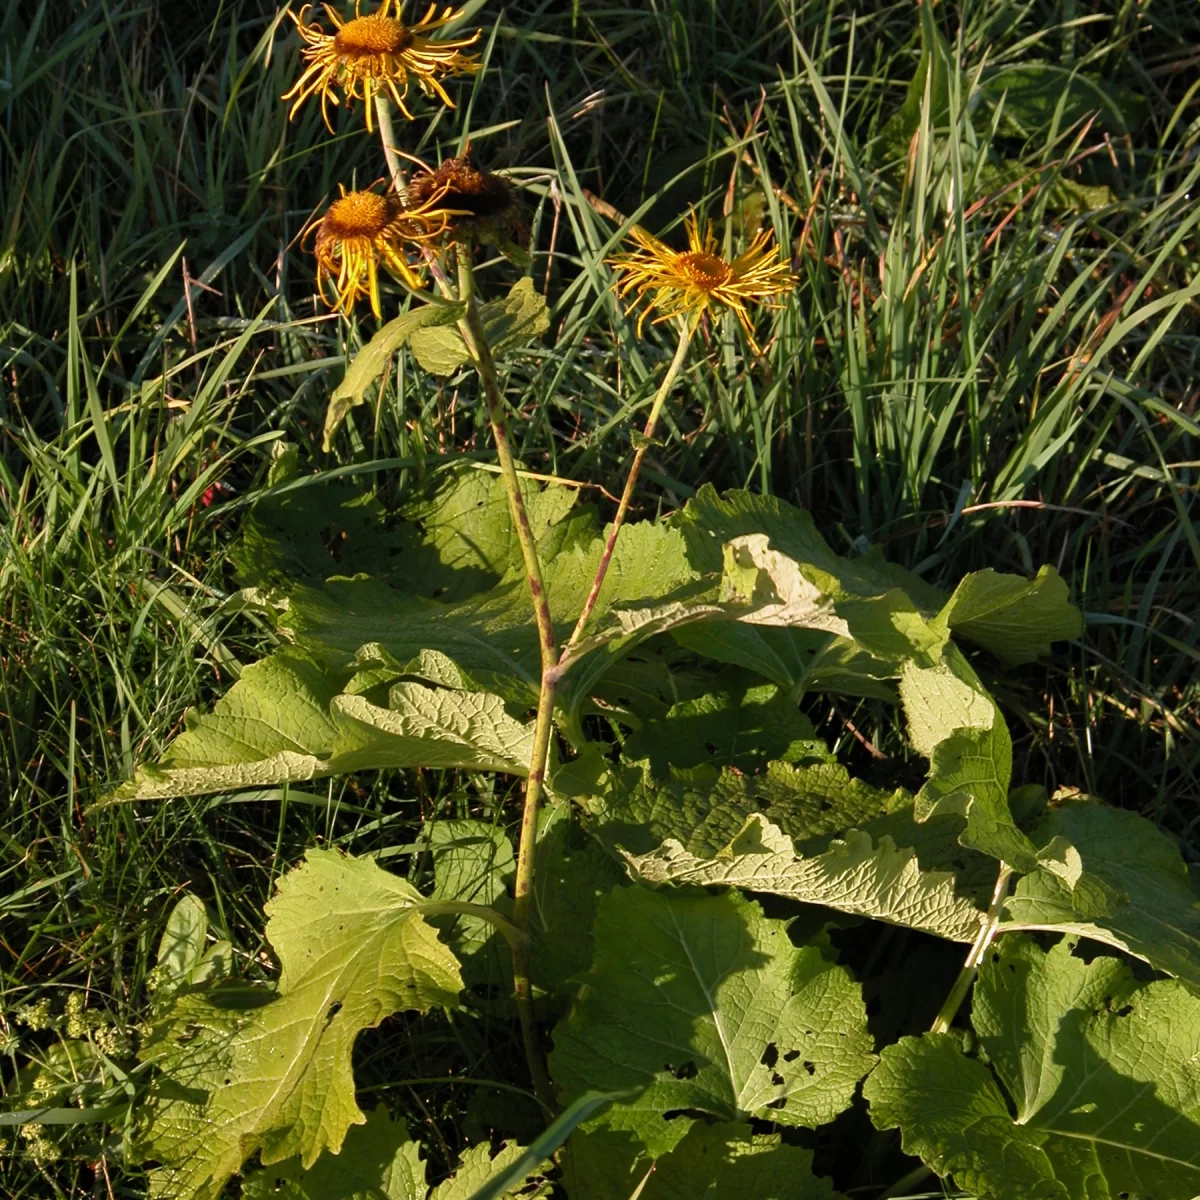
top-left (138, 850), bottom-right (462, 1200)
top-left (932, 565), bottom-right (1083, 666)
top-left (107, 653), bottom-right (341, 801)
top-left (549, 885), bottom-right (875, 1157)
top-left (403, 469), bottom-right (578, 604)
top-left (621, 681), bottom-right (832, 775)
top-left (1003, 797), bottom-right (1200, 996)
top-left (864, 935), bottom-right (1200, 1199)
top-left (671, 622), bottom-right (898, 701)
top-left (566, 1120), bottom-right (847, 1200)
top-left (241, 1106), bottom-right (426, 1199)
top-left (901, 643), bottom-right (1038, 870)
top-left (282, 518), bottom-right (701, 713)
top-left (428, 819), bottom-right (515, 985)
top-left (672, 486), bottom-right (946, 613)
top-left (109, 653), bottom-right (535, 800)
top-left (577, 759), bottom-right (899, 861)
top-left (528, 805), bottom-right (628, 1002)
top-left (623, 814), bottom-right (987, 943)
top-left (231, 443), bottom-right (419, 591)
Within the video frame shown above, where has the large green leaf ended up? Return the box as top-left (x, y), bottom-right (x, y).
top-left (549, 885), bottom-right (875, 1157)
top-left (566, 1120), bottom-right (847, 1200)
top-left (622, 814), bottom-right (987, 943)
top-left (282, 518), bottom-right (702, 714)
top-left (232, 444), bottom-right (418, 591)
top-left (427, 819), bottom-right (515, 988)
top-left (403, 470), bottom-right (579, 604)
top-left (1003, 798), bottom-right (1200, 995)
top-left (576, 759), bottom-right (899, 861)
top-left (241, 1106), bottom-right (541, 1200)
top-left (107, 653), bottom-right (341, 800)
top-left (527, 805), bottom-right (628, 1001)
top-left (235, 464), bottom-right (578, 602)
top-left (864, 936), bottom-right (1200, 1199)
top-left (671, 486), bottom-right (946, 613)
top-left (137, 850), bottom-right (463, 1200)
top-left (621, 680), bottom-right (832, 775)
top-left (671, 622), bottom-right (898, 701)
top-left (932, 565), bottom-right (1083, 667)
top-left (901, 643), bottom-right (1038, 870)
top-left (109, 653), bottom-right (535, 800)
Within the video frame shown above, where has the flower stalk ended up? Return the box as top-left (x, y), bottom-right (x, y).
top-left (455, 247), bottom-right (557, 1110)
top-left (374, 93), bottom-right (406, 199)
top-left (563, 320), bottom-right (692, 653)
top-left (930, 861), bottom-right (1015, 1035)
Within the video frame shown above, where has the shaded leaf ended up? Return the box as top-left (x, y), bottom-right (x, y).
top-left (566, 1120), bottom-right (847, 1200)
top-left (981, 66), bottom-right (1148, 139)
top-left (549, 886), bottom-right (875, 1157)
top-left (240, 1105), bottom-right (425, 1199)
top-left (622, 681), bottom-right (832, 775)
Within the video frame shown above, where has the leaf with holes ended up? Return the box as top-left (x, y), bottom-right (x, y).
top-left (549, 885), bottom-right (874, 1158)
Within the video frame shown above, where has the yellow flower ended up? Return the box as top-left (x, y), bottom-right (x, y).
top-left (608, 212), bottom-right (797, 352)
top-left (282, 1), bottom-right (481, 132)
top-left (307, 185), bottom-right (451, 317)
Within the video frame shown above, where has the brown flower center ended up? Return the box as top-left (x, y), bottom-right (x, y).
top-left (678, 251), bottom-right (731, 289)
top-left (333, 14), bottom-right (411, 58)
top-left (323, 191), bottom-right (393, 239)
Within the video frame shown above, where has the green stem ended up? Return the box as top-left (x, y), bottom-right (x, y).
top-left (420, 901), bottom-right (526, 953)
top-left (930, 861), bottom-right (1015, 1035)
top-left (456, 247), bottom-right (556, 1111)
top-left (373, 94), bottom-right (454, 298)
top-left (562, 321), bottom-right (692, 655)
top-left (373, 94), bottom-right (407, 200)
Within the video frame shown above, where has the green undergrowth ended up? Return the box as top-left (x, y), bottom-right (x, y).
top-left (2, 0), bottom-right (1199, 1196)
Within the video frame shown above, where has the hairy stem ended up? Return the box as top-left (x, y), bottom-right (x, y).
top-left (930, 861), bottom-right (1015, 1035)
top-left (456, 247), bottom-right (556, 1110)
top-left (373, 94), bottom-right (406, 199)
top-left (562, 321), bottom-right (691, 654)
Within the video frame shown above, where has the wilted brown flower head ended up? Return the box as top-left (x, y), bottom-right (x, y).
top-left (405, 153), bottom-right (525, 252)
